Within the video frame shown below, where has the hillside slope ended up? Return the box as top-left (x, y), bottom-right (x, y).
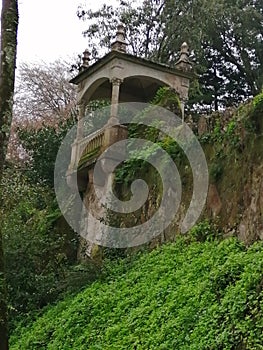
top-left (11, 235), bottom-right (263, 349)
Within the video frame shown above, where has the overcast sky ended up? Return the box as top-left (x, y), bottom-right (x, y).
top-left (3, 0), bottom-right (117, 65)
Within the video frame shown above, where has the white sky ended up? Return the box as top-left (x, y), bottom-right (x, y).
top-left (11, 0), bottom-right (116, 65)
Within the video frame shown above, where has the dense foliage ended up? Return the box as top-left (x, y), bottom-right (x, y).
top-left (1, 166), bottom-right (76, 323)
top-left (10, 232), bottom-right (263, 349)
top-left (17, 117), bottom-right (76, 187)
top-left (0, 163), bottom-right (102, 333)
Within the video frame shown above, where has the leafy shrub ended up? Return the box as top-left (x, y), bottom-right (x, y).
top-left (209, 161), bottom-right (223, 183)
top-left (151, 86), bottom-right (181, 116)
top-left (189, 220), bottom-right (221, 242)
top-left (252, 91), bottom-right (263, 114)
top-left (1, 166), bottom-right (78, 326)
top-left (251, 91), bottom-right (263, 133)
top-left (17, 117), bottom-right (76, 187)
top-left (10, 236), bottom-right (263, 349)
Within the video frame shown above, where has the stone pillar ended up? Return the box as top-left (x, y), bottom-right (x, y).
top-left (111, 23), bottom-right (128, 53)
top-left (77, 103), bottom-right (85, 139)
top-left (198, 115), bottom-right (208, 136)
top-left (181, 99), bottom-right (186, 123)
top-left (175, 42), bottom-right (192, 72)
top-left (69, 102), bottom-right (85, 170)
top-left (108, 78), bottom-right (122, 125)
top-left (81, 49), bottom-right (90, 71)
top-left (175, 42), bottom-right (192, 124)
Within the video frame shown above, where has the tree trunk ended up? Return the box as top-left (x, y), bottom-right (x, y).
top-left (0, 1), bottom-right (18, 349)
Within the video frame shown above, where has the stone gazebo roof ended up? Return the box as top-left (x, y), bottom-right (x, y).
top-left (70, 49), bottom-right (193, 104)
top-left (70, 25), bottom-right (193, 105)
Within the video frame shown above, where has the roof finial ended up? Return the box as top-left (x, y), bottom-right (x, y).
top-left (81, 49), bottom-right (90, 70)
top-left (175, 42), bottom-right (192, 72)
top-left (111, 23), bottom-right (128, 53)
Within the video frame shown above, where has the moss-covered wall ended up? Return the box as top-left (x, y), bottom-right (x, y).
top-left (80, 93), bottom-right (263, 260)
top-left (117, 96), bottom-right (263, 245)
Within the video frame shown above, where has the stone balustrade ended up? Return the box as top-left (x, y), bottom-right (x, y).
top-left (69, 128), bottom-right (105, 171)
top-left (78, 129), bottom-right (105, 165)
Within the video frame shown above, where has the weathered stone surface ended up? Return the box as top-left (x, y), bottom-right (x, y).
top-left (78, 177), bottom-right (106, 263)
top-left (238, 165), bottom-right (263, 243)
top-left (198, 115), bottom-right (208, 136)
top-left (207, 184), bottom-right (222, 217)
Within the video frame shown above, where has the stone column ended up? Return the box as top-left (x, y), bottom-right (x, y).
top-left (77, 103), bottom-right (85, 139)
top-left (175, 42), bottom-right (192, 124)
top-left (108, 78), bottom-right (122, 125)
top-left (69, 102), bottom-right (85, 170)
